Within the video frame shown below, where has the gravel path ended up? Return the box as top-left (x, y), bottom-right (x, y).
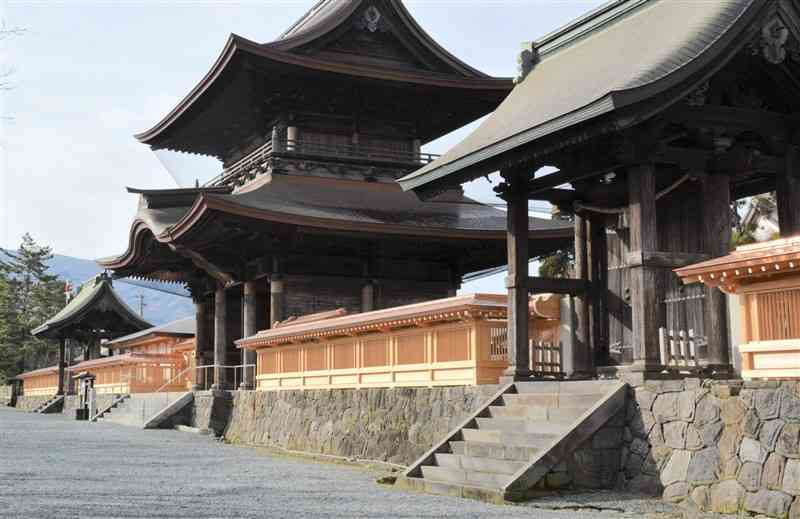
top-left (1, 406), bottom-right (682, 519)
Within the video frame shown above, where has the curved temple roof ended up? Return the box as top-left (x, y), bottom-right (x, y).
top-left (99, 175), bottom-right (573, 274)
top-left (399, 0), bottom-right (768, 193)
top-left (31, 274), bottom-right (152, 339)
top-left (106, 316), bottom-right (196, 349)
top-left (135, 0), bottom-right (513, 154)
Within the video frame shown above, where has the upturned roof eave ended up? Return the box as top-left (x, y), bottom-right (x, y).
top-left (399, 0), bottom-right (764, 195)
top-left (135, 33), bottom-right (513, 147)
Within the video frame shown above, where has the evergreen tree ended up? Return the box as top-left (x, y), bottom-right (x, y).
top-left (0, 234), bottom-right (65, 380)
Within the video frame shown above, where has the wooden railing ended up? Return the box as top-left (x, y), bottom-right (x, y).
top-left (205, 134), bottom-right (440, 187)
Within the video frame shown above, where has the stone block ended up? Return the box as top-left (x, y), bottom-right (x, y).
top-left (785, 459), bottom-right (800, 496)
top-left (627, 474), bottom-right (662, 496)
top-left (778, 424), bottom-right (800, 459)
top-left (630, 437), bottom-right (650, 457)
top-left (721, 398), bottom-right (746, 426)
top-left (661, 449), bottom-right (691, 486)
top-left (721, 457), bottom-right (742, 479)
top-left (694, 395), bottom-right (721, 426)
top-left (738, 462), bottom-right (762, 492)
top-left (791, 497), bottom-right (800, 519)
top-left (710, 480), bottom-right (744, 514)
top-left (701, 420), bottom-right (724, 447)
top-left (783, 392), bottom-right (800, 423)
top-left (545, 471), bottom-right (572, 489)
top-left (685, 425), bottom-right (703, 451)
top-left (687, 447), bottom-right (721, 485)
top-left (720, 426), bottom-right (743, 461)
top-left (744, 489), bottom-right (793, 517)
top-left (761, 420), bottom-right (786, 453)
top-left (744, 410), bottom-right (763, 439)
top-left (764, 453), bottom-right (787, 491)
top-left (645, 379), bottom-right (685, 394)
top-left (678, 391), bottom-right (696, 422)
top-left (592, 427), bottom-right (623, 449)
top-left (635, 388), bottom-right (656, 411)
top-left (663, 482), bottom-right (690, 502)
top-left (691, 485), bottom-right (709, 511)
top-left (653, 393), bottom-right (680, 423)
top-left (756, 390), bottom-right (782, 421)
top-left (625, 452), bottom-right (645, 479)
top-left (664, 421), bottom-right (688, 449)
top-left (741, 437), bottom-right (768, 464)
top-left (629, 409), bottom-right (656, 439)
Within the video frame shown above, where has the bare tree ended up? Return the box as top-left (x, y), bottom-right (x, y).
top-left (1, 20), bottom-right (26, 123)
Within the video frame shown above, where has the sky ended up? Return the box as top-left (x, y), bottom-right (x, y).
top-left (1, 0), bottom-right (605, 292)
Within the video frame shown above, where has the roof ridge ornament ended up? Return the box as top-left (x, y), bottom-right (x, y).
top-left (356, 5), bottom-right (385, 33)
top-left (516, 42), bottom-right (537, 83)
top-left (759, 16), bottom-right (791, 64)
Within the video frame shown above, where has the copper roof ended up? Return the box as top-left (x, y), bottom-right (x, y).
top-left (31, 274), bottom-right (152, 339)
top-left (70, 352), bottom-right (180, 371)
top-left (674, 236), bottom-right (800, 290)
top-left (399, 0), bottom-right (761, 193)
top-left (100, 175), bottom-right (572, 271)
top-left (106, 316), bottom-right (195, 348)
top-left (16, 365), bottom-right (61, 379)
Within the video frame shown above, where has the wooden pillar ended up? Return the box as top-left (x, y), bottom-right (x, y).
top-left (572, 213), bottom-right (592, 377)
top-left (502, 168), bottom-right (531, 380)
top-left (57, 337), bottom-right (66, 396)
top-left (361, 281), bottom-right (375, 313)
top-left (702, 172), bottom-right (732, 371)
top-left (212, 285), bottom-right (227, 389)
top-left (628, 162), bottom-right (662, 370)
top-left (590, 214), bottom-right (609, 367)
top-left (193, 296), bottom-right (207, 390)
top-left (240, 281), bottom-right (258, 389)
top-left (777, 143), bottom-right (800, 238)
top-left (270, 258), bottom-right (284, 326)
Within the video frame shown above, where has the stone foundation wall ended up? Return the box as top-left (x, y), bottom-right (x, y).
top-left (15, 395), bottom-right (54, 412)
top-left (63, 394), bottom-right (121, 413)
top-left (620, 378), bottom-right (800, 518)
top-left (200, 386), bottom-right (500, 466)
top-left (0, 385), bottom-right (11, 406)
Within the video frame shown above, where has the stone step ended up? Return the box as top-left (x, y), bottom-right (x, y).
top-left (449, 440), bottom-right (541, 462)
top-left (475, 417), bottom-right (570, 435)
top-left (487, 405), bottom-right (587, 423)
top-left (434, 453), bottom-right (526, 475)
top-left (420, 465), bottom-right (510, 488)
top-left (461, 428), bottom-right (557, 448)
top-left (501, 393), bottom-right (604, 409)
top-left (514, 380), bottom-right (620, 394)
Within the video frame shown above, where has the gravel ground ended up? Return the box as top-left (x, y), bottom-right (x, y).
top-left (1, 406), bottom-right (691, 519)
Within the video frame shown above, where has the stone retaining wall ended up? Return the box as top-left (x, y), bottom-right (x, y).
top-left (63, 394), bottom-right (121, 413)
top-left (0, 385), bottom-right (11, 406)
top-left (619, 378), bottom-right (800, 518)
top-left (15, 395), bottom-right (54, 412)
top-left (200, 386), bottom-right (500, 466)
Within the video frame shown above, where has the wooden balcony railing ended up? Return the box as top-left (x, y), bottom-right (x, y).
top-left (205, 134), bottom-right (440, 187)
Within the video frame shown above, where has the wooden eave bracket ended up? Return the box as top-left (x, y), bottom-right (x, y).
top-left (168, 245), bottom-right (236, 286)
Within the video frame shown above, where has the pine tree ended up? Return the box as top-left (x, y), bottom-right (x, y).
top-left (0, 234), bottom-right (65, 380)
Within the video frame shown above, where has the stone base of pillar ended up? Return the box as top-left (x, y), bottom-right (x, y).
top-left (568, 370), bottom-right (596, 380)
top-left (499, 370), bottom-right (535, 383)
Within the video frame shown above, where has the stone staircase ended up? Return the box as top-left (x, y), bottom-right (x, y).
top-left (397, 380), bottom-right (627, 503)
top-left (90, 394), bottom-right (129, 421)
top-left (32, 395), bottom-right (64, 414)
top-left (97, 392), bottom-right (190, 428)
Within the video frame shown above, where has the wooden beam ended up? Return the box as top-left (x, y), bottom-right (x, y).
top-left (169, 245), bottom-right (235, 285)
top-left (516, 276), bottom-right (589, 295)
top-left (527, 162), bottom-right (620, 196)
top-left (626, 250), bottom-right (712, 269)
top-left (668, 105), bottom-right (797, 140)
